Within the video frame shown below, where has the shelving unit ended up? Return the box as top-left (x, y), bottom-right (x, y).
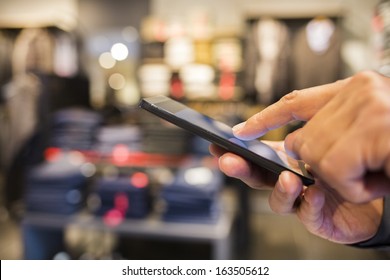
top-left (22, 188), bottom-right (238, 260)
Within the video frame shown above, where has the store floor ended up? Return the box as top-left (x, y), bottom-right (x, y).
top-left (0, 191), bottom-right (389, 260)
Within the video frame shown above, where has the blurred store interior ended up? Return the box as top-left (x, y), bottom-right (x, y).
top-left (0, 0), bottom-right (389, 260)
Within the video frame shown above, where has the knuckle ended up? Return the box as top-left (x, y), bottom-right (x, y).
top-left (252, 110), bottom-right (265, 125)
top-left (317, 157), bottom-right (342, 189)
top-left (280, 90), bottom-right (300, 105)
top-left (298, 142), bottom-right (311, 162)
top-left (318, 157), bottom-right (334, 178)
top-left (353, 70), bottom-right (378, 82)
top-left (359, 83), bottom-right (390, 113)
top-left (347, 70), bottom-right (390, 113)
top-left (318, 158), bottom-right (369, 203)
top-left (288, 133), bottom-right (309, 162)
top-left (284, 133), bottom-right (295, 152)
top-left (349, 71), bottom-right (378, 92)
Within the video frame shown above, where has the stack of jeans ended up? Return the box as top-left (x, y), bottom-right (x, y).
top-left (94, 125), bottom-right (142, 155)
top-left (142, 124), bottom-right (191, 155)
top-left (159, 159), bottom-right (223, 223)
top-left (139, 111), bottom-right (191, 155)
top-left (25, 154), bottom-right (88, 214)
top-left (50, 108), bottom-right (102, 151)
top-left (91, 174), bottom-right (150, 219)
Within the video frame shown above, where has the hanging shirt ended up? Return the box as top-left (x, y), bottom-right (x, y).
top-left (290, 18), bottom-right (342, 90)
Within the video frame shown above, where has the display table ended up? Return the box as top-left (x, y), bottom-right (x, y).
top-left (22, 189), bottom-right (237, 260)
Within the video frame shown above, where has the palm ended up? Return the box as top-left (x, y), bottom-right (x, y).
top-left (297, 182), bottom-right (383, 244)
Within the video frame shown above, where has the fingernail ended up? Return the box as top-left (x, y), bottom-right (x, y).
top-left (232, 122), bottom-right (246, 135)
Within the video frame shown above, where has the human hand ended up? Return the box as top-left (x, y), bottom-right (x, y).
top-left (209, 141), bottom-right (282, 189)
top-left (271, 171), bottom-right (383, 244)
top-left (233, 71), bottom-right (390, 203)
top-left (210, 142), bottom-right (383, 244)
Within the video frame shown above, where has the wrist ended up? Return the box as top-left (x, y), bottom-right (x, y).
top-left (352, 195), bottom-right (390, 249)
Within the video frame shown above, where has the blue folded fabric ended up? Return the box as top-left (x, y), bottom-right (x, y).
top-left (97, 125), bottom-right (142, 142)
top-left (91, 175), bottom-right (150, 219)
top-left (25, 155), bottom-right (88, 214)
top-left (49, 107), bottom-right (102, 150)
top-left (27, 157), bottom-right (86, 185)
top-left (52, 107), bottom-right (103, 126)
top-left (141, 122), bottom-right (191, 155)
top-left (93, 125), bottom-right (143, 154)
top-left (26, 189), bottom-right (84, 214)
top-left (159, 158), bottom-right (223, 223)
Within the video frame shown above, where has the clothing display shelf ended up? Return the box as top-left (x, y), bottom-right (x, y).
top-left (20, 100), bottom-right (247, 260)
top-left (22, 188), bottom-right (238, 260)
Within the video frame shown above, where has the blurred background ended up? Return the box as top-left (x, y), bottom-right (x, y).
top-left (0, 0), bottom-right (389, 260)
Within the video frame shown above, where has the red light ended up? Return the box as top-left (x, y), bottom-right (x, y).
top-left (112, 144), bottom-right (130, 164)
top-left (170, 75), bottom-right (184, 99)
top-left (44, 147), bottom-right (62, 162)
top-left (103, 209), bottom-right (124, 227)
top-left (218, 71), bottom-right (236, 100)
top-left (372, 14), bottom-right (384, 33)
top-left (131, 172), bottom-right (149, 188)
top-left (114, 192), bottom-right (129, 214)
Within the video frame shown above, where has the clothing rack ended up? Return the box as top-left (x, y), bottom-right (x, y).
top-left (243, 11), bottom-right (344, 106)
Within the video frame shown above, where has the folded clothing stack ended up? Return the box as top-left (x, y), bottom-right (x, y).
top-left (25, 153), bottom-right (89, 215)
top-left (91, 172), bottom-right (150, 222)
top-left (142, 124), bottom-right (191, 155)
top-left (160, 160), bottom-right (223, 223)
top-left (139, 111), bottom-right (191, 156)
top-left (50, 107), bottom-right (102, 151)
top-left (94, 125), bottom-right (143, 155)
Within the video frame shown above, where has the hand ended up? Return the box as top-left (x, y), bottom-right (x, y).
top-left (273, 171), bottom-right (383, 244)
top-left (209, 141), bottom-right (282, 189)
top-left (210, 143), bottom-right (383, 244)
top-left (233, 71), bottom-right (390, 203)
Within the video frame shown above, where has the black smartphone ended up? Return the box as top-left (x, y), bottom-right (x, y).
top-left (139, 95), bottom-right (314, 185)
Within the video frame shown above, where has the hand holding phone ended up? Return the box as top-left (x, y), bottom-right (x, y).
top-left (139, 95), bottom-right (314, 185)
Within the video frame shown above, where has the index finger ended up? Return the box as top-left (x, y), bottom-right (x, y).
top-left (233, 79), bottom-right (349, 140)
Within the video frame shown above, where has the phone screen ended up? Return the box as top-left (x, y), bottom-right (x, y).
top-left (139, 96), bottom-right (314, 185)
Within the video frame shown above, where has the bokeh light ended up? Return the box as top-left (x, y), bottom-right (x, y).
top-left (111, 43), bottom-right (129, 61)
top-left (98, 52), bottom-right (116, 69)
